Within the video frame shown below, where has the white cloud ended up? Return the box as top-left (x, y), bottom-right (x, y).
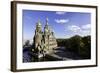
top-left (82, 30), bottom-right (90, 34)
top-left (55, 19), bottom-right (69, 24)
top-left (56, 11), bottom-right (66, 15)
top-left (66, 24), bottom-right (91, 37)
top-left (82, 24), bottom-right (91, 30)
top-left (68, 25), bottom-right (81, 32)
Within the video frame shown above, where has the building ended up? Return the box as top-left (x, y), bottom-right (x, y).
top-left (33, 18), bottom-right (57, 56)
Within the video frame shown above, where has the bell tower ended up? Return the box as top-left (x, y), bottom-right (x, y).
top-left (34, 19), bottom-right (42, 49)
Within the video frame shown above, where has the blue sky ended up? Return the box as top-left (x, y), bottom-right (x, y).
top-left (23, 10), bottom-right (91, 40)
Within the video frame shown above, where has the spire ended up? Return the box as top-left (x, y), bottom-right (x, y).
top-left (37, 19), bottom-right (41, 26)
top-left (46, 17), bottom-right (49, 25)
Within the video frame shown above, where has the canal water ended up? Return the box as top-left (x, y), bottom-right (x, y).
top-left (23, 48), bottom-right (60, 63)
top-left (23, 46), bottom-right (81, 63)
top-left (23, 51), bottom-right (60, 62)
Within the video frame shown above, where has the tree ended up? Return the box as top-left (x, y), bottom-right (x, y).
top-left (81, 36), bottom-right (91, 59)
top-left (25, 40), bottom-right (30, 46)
top-left (56, 35), bottom-right (91, 59)
top-left (68, 35), bottom-right (81, 54)
top-left (23, 40), bottom-right (30, 48)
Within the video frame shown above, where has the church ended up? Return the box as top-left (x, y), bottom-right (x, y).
top-left (32, 18), bottom-right (57, 57)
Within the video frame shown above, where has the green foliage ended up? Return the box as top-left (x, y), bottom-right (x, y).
top-left (68, 35), bottom-right (81, 53)
top-left (56, 35), bottom-right (91, 59)
top-left (81, 36), bottom-right (91, 59)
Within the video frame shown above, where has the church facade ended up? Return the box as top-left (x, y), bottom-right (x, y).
top-left (33, 18), bottom-right (57, 55)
